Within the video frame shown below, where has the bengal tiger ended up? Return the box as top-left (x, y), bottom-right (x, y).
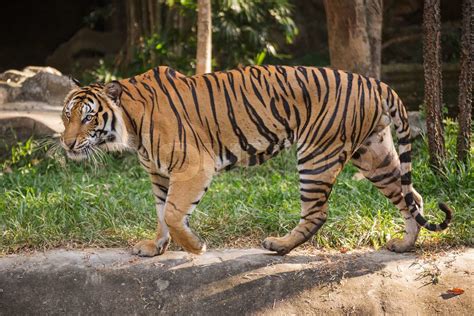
top-left (60, 65), bottom-right (452, 256)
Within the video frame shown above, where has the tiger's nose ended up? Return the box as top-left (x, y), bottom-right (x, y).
top-left (61, 138), bottom-right (77, 150)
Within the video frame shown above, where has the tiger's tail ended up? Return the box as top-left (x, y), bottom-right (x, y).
top-left (382, 84), bottom-right (452, 231)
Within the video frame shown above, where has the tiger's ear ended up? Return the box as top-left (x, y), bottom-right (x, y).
top-left (104, 81), bottom-right (122, 105)
top-left (68, 75), bottom-right (81, 88)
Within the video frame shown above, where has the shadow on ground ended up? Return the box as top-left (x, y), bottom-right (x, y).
top-left (0, 248), bottom-right (472, 315)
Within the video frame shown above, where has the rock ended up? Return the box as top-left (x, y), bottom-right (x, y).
top-left (0, 116), bottom-right (57, 141)
top-left (0, 107), bottom-right (63, 158)
top-left (408, 111), bottom-right (426, 138)
top-left (154, 279), bottom-right (170, 291)
top-left (18, 71), bottom-right (75, 107)
top-left (23, 66), bottom-right (62, 76)
top-left (0, 69), bottom-right (29, 84)
top-left (0, 66), bottom-right (69, 157)
top-left (0, 101), bottom-right (60, 112)
top-left (0, 66), bottom-right (75, 107)
top-left (0, 86), bottom-right (9, 104)
top-left (0, 115), bottom-right (60, 159)
top-left (0, 82), bottom-right (21, 104)
top-left (0, 66), bottom-right (62, 85)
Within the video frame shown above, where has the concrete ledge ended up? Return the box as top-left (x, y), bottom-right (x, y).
top-left (0, 248), bottom-right (472, 314)
top-left (0, 109), bottom-right (63, 134)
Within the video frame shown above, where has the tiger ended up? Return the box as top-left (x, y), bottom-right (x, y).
top-left (60, 65), bottom-right (452, 256)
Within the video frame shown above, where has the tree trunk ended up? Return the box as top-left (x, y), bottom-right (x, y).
top-left (123, 0), bottom-right (140, 68)
top-left (118, 0), bottom-right (163, 70)
top-left (456, 0), bottom-right (473, 162)
top-left (323, 0), bottom-right (383, 79)
top-left (423, 0), bottom-right (446, 169)
top-left (366, 0), bottom-right (383, 79)
top-left (196, 0), bottom-right (212, 74)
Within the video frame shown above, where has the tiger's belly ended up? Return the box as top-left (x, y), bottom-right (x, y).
top-left (215, 137), bottom-right (294, 172)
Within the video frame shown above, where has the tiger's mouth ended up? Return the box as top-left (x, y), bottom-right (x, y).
top-left (64, 142), bottom-right (94, 161)
top-left (66, 149), bottom-right (89, 161)
top-left (65, 136), bottom-right (117, 161)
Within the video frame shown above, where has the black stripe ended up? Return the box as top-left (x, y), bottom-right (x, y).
top-left (300, 195), bottom-right (326, 203)
top-left (223, 84), bottom-right (256, 155)
top-left (301, 202), bottom-right (327, 218)
top-left (366, 171), bottom-right (396, 183)
top-left (240, 87), bottom-right (279, 146)
top-left (153, 68), bottom-right (186, 147)
top-left (300, 188), bottom-right (329, 196)
top-left (203, 76), bottom-right (221, 131)
top-left (298, 158), bottom-right (340, 176)
top-left (190, 83), bottom-right (204, 125)
top-left (405, 192), bottom-right (414, 206)
top-left (401, 171), bottom-right (412, 185)
top-left (398, 136), bottom-right (410, 144)
top-left (399, 151), bottom-right (411, 163)
top-left (299, 179), bottom-right (333, 187)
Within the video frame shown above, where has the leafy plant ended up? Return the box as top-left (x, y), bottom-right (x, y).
top-left (82, 0), bottom-right (298, 80)
top-left (81, 59), bottom-right (119, 84)
top-left (1, 139), bottom-right (35, 171)
top-left (212, 0), bottom-right (298, 68)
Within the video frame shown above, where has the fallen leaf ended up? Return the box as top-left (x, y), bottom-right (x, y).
top-left (447, 288), bottom-right (464, 295)
top-left (340, 247), bottom-right (349, 254)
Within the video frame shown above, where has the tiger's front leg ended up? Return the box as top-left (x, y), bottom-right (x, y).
top-left (132, 173), bottom-right (170, 257)
top-left (163, 169), bottom-right (213, 254)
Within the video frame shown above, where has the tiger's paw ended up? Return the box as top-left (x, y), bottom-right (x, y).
top-left (170, 230), bottom-right (206, 255)
top-left (386, 238), bottom-right (415, 253)
top-left (262, 237), bottom-right (292, 256)
top-left (132, 238), bottom-right (168, 257)
top-left (182, 240), bottom-right (207, 255)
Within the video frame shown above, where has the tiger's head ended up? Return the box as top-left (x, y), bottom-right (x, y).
top-left (60, 81), bottom-right (130, 160)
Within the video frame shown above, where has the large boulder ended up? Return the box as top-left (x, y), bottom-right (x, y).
top-left (0, 66), bottom-right (69, 157)
top-left (18, 71), bottom-right (74, 107)
top-left (0, 66), bottom-right (75, 108)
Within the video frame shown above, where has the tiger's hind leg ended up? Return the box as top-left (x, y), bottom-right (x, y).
top-left (262, 145), bottom-right (348, 255)
top-left (351, 126), bottom-right (423, 252)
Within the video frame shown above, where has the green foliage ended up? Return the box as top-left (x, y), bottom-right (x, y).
top-left (254, 50), bottom-right (267, 66)
top-left (81, 59), bottom-right (119, 84)
top-left (135, 31), bottom-right (198, 74)
top-left (212, 0), bottom-right (298, 67)
top-left (1, 139), bottom-right (37, 172)
top-left (0, 122), bottom-right (472, 254)
top-left (82, 0), bottom-right (298, 82)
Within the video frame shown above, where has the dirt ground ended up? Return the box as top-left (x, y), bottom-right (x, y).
top-left (0, 247), bottom-right (472, 315)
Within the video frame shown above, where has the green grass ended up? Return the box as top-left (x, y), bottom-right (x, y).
top-left (0, 122), bottom-right (472, 254)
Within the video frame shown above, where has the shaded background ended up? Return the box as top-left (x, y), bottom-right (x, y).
top-left (0, 0), bottom-right (464, 113)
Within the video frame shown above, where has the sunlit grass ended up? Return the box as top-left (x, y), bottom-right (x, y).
top-left (0, 122), bottom-right (472, 254)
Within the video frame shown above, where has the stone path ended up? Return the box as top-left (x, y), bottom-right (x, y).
top-left (0, 247), bottom-right (472, 315)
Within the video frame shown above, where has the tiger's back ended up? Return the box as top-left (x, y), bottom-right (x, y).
top-left (121, 65), bottom-right (383, 172)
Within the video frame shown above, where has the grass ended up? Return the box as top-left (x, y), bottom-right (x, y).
top-left (0, 121), bottom-right (472, 255)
